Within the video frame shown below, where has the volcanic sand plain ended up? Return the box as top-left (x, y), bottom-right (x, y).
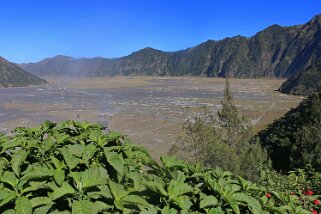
top-left (0, 77), bottom-right (303, 158)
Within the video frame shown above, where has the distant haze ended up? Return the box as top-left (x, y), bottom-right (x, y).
top-left (0, 0), bottom-right (321, 63)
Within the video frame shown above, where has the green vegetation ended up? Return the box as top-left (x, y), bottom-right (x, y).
top-left (0, 57), bottom-right (46, 87)
top-left (167, 78), bottom-right (321, 213)
top-left (21, 15), bottom-right (321, 79)
top-left (279, 59), bottom-right (321, 95)
top-left (169, 78), bottom-right (268, 181)
top-left (0, 120), bottom-right (320, 213)
top-left (258, 166), bottom-right (321, 213)
top-left (258, 165), bottom-right (321, 195)
top-left (2, 54), bottom-right (321, 212)
top-left (257, 92), bottom-right (321, 172)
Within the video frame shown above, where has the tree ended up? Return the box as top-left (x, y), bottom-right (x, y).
top-left (169, 78), bottom-right (268, 180)
top-left (218, 78), bottom-right (252, 147)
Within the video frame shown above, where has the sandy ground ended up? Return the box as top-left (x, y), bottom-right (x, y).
top-left (0, 77), bottom-right (303, 158)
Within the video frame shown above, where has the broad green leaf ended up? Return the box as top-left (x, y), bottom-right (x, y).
top-left (126, 172), bottom-right (145, 191)
top-left (2, 209), bottom-right (15, 214)
top-left (125, 146), bottom-right (156, 166)
top-left (232, 193), bottom-right (262, 214)
top-left (21, 181), bottom-right (47, 194)
top-left (170, 170), bottom-right (186, 183)
top-left (11, 150), bottom-right (28, 176)
top-left (34, 206), bottom-right (52, 214)
top-left (17, 179), bottom-right (28, 192)
top-left (224, 183), bottom-right (241, 195)
top-left (0, 190), bottom-right (16, 208)
top-left (168, 180), bottom-right (194, 198)
top-left (90, 201), bottom-right (112, 214)
top-left (59, 147), bottom-right (80, 169)
top-left (225, 198), bottom-right (239, 214)
top-left (40, 120), bottom-right (55, 132)
top-left (50, 156), bottom-right (64, 169)
top-left (103, 146), bottom-right (123, 153)
top-left (54, 169), bottom-right (65, 186)
top-left (161, 155), bottom-right (187, 169)
top-left (42, 136), bottom-right (55, 152)
top-left (70, 171), bottom-right (81, 188)
top-left (122, 195), bottom-right (150, 208)
top-left (174, 195), bottom-right (192, 211)
top-left (161, 206), bottom-right (178, 214)
top-left (114, 199), bottom-right (124, 211)
top-left (96, 185), bottom-right (113, 199)
top-left (25, 139), bottom-right (38, 148)
top-left (82, 144), bottom-right (98, 164)
top-left (15, 197), bottom-right (32, 214)
top-left (87, 129), bottom-right (102, 143)
top-left (54, 133), bottom-right (70, 144)
top-left (104, 150), bottom-right (126, 181)
top-left (205, 178), bottom-right (221, 193)
top-left (20, 166), bottom-right (54, 181)
top-left (1, 171), bottom-right (18, 189)
top-left (109, 180), bottom-right (128, 200)
top-left (208, 207), bottom-right (224, 214)
top-left (140, 207), bottom-right (158, 214)
top-left (200, 195), bottom-right (218, 209)
top-left (68, 144), bottom-right (84, 158)
top-left (143, 180), bottom-right (168, 197)
top-left (1, 140), bottom-right (22, 153)
top-left (81, 167), bottom-right (108, 189)
top-left (30, 197), bottom-right (53, 208)
top-left (105, 131), bottom-right (123, 143)
top-left (50, 182), bottom-right (76, 200)
top-left (71, 200), bottom-right (91, 214)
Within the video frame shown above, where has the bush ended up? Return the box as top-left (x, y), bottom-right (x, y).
top-left (0, 120), bottom-right (318, 213)
top-left (258, 165), bottom-right (321, 213)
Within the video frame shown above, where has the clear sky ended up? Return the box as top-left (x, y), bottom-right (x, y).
top-left (1, 0), bottom-right (320, 63)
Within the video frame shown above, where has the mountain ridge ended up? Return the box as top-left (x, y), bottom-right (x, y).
top-left (0, 56), bottom-right (46, 87)
top-left (20, 14), bottom-right (321, 79)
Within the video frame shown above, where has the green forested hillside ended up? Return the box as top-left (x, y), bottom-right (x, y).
top-left (0, 56), bottom-right (46, 87)
top-left (257, 93), bottom-right (321, 172)
top-left (279, 59), bottom-right (321, 95)
top-left (21, 15), bottom-right (321, 79)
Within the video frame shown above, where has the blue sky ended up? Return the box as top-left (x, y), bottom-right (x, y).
top-left (1, 0), bottom-right (320, 63)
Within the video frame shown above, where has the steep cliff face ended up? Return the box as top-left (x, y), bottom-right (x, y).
top-left (20, 15), bottom-right (321, 79)
top-left (0, 57), bottom-right (46, 87)
top-left (281, 15), bottom-right (321, 77)
top-left (279, 59), bottom-right (321, 95)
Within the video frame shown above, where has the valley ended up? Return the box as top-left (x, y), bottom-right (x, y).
top-left (0, 77), bottom-right (302, 157)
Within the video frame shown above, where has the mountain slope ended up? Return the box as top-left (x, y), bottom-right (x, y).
top-left (21, 14), bottom-right (321, 78)
top-left (257, 92), bottom-right (321, 172)
top-left (0, 57), bottom-right (46, 87)
top-left (279, 59), bottom-right (321, 95)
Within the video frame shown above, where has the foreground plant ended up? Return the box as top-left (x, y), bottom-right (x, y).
top-left (0, 120), bottom-right (318, 213)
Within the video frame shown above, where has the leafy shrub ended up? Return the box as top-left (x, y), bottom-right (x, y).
top-left (258, 165), bottom-right (321, 213)
top-left (0, 120), bottom-right (318, 213)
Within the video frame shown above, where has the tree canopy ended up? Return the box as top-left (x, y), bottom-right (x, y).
top-left (170, 78), bottom-right (268, 180)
